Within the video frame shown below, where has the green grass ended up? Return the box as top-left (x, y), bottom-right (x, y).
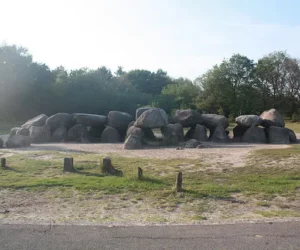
top-left (1, 145), bottom-right (300, 221)
top-left (285, 121), bottom-right (300, 133)
top-left (1, 148), bottom-right (300, 201)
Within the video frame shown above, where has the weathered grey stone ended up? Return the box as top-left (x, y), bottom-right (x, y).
top-left (260, 119), bottom-right (274, 128)
top-left (123, 135), bottom-right (142, 150)
top-left (185, 139), bottom-right (201, 148)
top-left (46, 113), bottom-right (72, 131)
top-left (134, 108), bottom-right (168, 128)
top-left (185, 124), bottom-right (208, 141)
top-left (72, 113), bottom-right (107, 127)
top-left (235, 115), bottom-right (262, 127)
top-left (267, 126), bottom-right (290, 144)
top-left (260, 108), bottom-right (285, 127)
top-left (128, 121), bottom-right (135, 128)
top-left (16, 127), bottom-right (30, 136)
top-left (201, 114), bottom-right (229, 130)
top-left (67, 124), bottom-right (89, 142)
top-left (136, 107), bottom-right (154, 120)
top-left (0, 138), bottom-right (3, 148)
top-left (173, 109), bottom-right (203, 127)
top-left (233, 125), bottom-right (248, 138)
top-left (210, 125), bottom-right (229, 143)
top-left (6, 135), bottom-right (31, 148)
top-left (127, 126), bottom-right (144, 139)
top-left (9, 127), bottom-right (20, 137)
top-left (52, 126), bottom-right (67, 142)
top-left (161, 123), bottom-right (184, 145)
top-left (22, 114), bottom-right (48, 129)
top-left (101, 126), bottom-right (121, 143)
top-left (242, 127), bottom-right (266, 143)
top-left (29, 125), bottom-right (51, 143)
top-left (107, 111), bottom-right (133, 133)
top-left (287, 128), bottom-right (297, 143)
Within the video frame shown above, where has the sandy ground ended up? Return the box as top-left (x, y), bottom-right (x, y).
top-left (0, 141), bottom-right (291, 168)
top-left (0, 140), bottom-right (298, 226)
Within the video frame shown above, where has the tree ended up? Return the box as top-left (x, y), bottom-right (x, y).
top-left (195, 54), bottom-right (258, 116)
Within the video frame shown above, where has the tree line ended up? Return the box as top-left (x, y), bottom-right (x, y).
top-left (1, 44), bottom-right (300, 121)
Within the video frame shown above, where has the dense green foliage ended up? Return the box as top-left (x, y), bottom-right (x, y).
top-left (1, 44), bottom-right (300, 121)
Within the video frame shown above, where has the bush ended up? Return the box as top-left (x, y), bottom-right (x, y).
top-left (291, 113), bottom-right (300, 123)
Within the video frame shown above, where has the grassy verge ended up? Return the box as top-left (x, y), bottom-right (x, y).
top-left (0, 146), bottom-right (299, 222)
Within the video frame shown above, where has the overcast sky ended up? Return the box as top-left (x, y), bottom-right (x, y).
top-left (1, 0), bottom-right (300, 80)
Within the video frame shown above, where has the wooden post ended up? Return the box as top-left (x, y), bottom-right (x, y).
top-left (137, 167), bottom-right (143, 180)
top-left (1, 158), bottom-right (6, 169)
top-left (176, 172), bottom-right (183, 192)
top-left (64, 158), bottom-right (75, 172)
top-left (102, 157), bottom-right (116, 175)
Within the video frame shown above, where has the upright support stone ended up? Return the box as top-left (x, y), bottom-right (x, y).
top-left (1, 158), bottom-right (6, 169)
top-left (137, 167), bottom-right (143, 180)
top-left (102, 157), bottom-right (116, 175)
top-left (176, 172), bottom-right (183, 192)
top-left (64, 157), bottom-right (75, 172)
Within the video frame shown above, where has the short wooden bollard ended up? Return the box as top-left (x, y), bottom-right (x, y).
top-left (1, 158), bottom-right (6, 169)
top-left (64, 158), bottom-right (75, 172)
top-left (102, 157), bottom-right (116, 174)
top-left (137, 167), bottom-right (143, 180)
top-left (176, 172), bottom-right (183, 192)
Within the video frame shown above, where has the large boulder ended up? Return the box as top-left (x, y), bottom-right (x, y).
top-left (107, 111), bottom-right (133, 133)
top-left (72, 113), bottom-right (107, 127)
top-left (185, 139), bottom-right (201, 148)
top-left (161, 123), bottom-right (184, 145)
top-left (51, 126), bottom-right (67, 142)
top-left (136, 107), bottom-right (154, 120)
top-left (242, 127), bottom-right (266, 143)
top-left (127, 126), bottom-right (144, 140)
top-left (260, 109), bottom-right (285, 127)
top-left (134, 108), bottom-right (168, 128)
top-left (173, 109), bottom-right (203, 127)
top-left (46, 113), bottom-right (73, 131)
top-left (10, 127), bottom-right (29, 137)
top-left (235, 115), bottom-right (262, 127)
top-left (16, 127), bottom-right (30, 136)
top-left (67, 124), bottom-right (89, 142)
top-left (123, 135), bottom-right (142, 150)
top-left (9, 127), bottom-right (20, 137)
top-left (287, 128), bottom-right (297, 143)
top-left (201, 114), bottom-right (229, 130)
top-left (233, 125), bottom-right (248, 138)
top-left (29, 125), bottom-right (51, 143)
top-left (266, 126), bottom-right (290, 144)
top-left (185, 124), bottom-right (208, 142)
top-left (6, 135), bottom-right (31, 148)
top-left (22, 114), bottom-right (48, 129)
top-left (101, 126), bottom-right (121, 143)
top-left (210, 125), bottom-right (229, 143)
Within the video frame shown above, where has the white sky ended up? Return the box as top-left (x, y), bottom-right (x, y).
top-left (1, 0), bottom-right (300, 80)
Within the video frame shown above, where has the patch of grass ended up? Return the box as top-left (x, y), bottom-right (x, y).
top-left (191, 215), bottom-right (207, 221)
top-left (252, 145), bottom-right (300, 160)
top-left (286, 121), bottom-right (300, 133)
top-left (1, 150), bottom-right (299, 200)
top-left (256, 201), bottom-right (271, 207)
top-left (254, 210), bottom-right (300, 218)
